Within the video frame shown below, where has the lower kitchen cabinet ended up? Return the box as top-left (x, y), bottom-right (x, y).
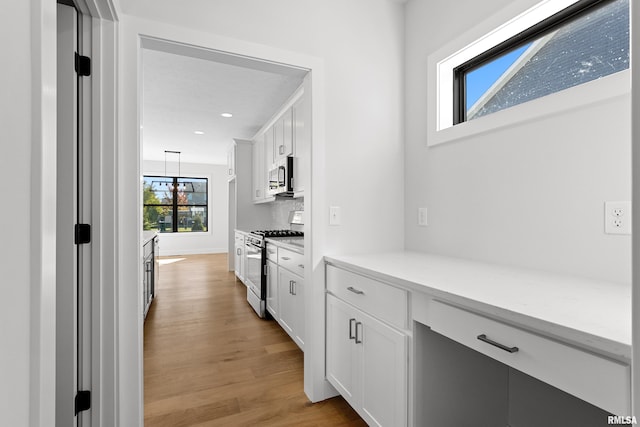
top-left (278, 267), bottom-right (305, 350)
top-left (143, 233), bottom-right (158, 319)
top-left (326, 294), bottom-right (407, 427)
top-left (234, 231), bottom-right (246, 284)
top-left (266, 259), bottom-right (278, 318)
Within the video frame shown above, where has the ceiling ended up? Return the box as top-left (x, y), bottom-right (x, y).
top-left (142, 44), bottom-right (307, 165)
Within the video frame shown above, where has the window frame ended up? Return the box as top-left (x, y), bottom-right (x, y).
top-left (452, 0), bottom-right (619, 125)
top-left (143, 175), bottom-right (209, 233)
top-left (426, 0), bottom-right (630, 147)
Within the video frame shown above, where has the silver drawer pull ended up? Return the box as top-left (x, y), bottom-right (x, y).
top-left (347, 286), bottom-right (364, 295)
top-left (477, 334), bottom-right (519, 353)
top-left (298, 264), bottom-right (304, 269)
top-left (282, 256), bottom-right (291, 261)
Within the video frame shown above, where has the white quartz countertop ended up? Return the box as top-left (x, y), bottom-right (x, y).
top-left (324, 251), bottom-right (631, 361)
top-left (265, 237), bottom-right (304, 253)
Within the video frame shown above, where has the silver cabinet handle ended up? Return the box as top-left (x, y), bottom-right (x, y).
top-left (279, 145), bottom-right (284, 155)
top-left (347, 286), bottom-right (364, 295)
top-left (355, 321), bottom-right (363, 344)
top-left (236, 248), bottom-right (241, 256)
top-left (298, 264), bottom-right (304, 269)
top-left (282, 257), bottom-right (291, 261)
top-left (477, 334), bottom-right (519, 353)
top-left (291, 280), bottom-right (297, 295)
top-left (349, 318), bottom-right (356, 340)
top-left (289, 280), bottom-right (293, 295)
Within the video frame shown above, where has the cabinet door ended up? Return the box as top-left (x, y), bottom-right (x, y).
top-left (227, 145), bottom-right (235, 179)
top-left (252, 139), bottom-right (264, 202)
top-left (264, 128), bottom-right (274, 169)
top-left (326, 295), bottom-right (359, 408)
top-left (282, 108), bottom-right (293, 157)
top-left (291, 98), bottom-right (307, 194)
top-left (359, 310), bottom-right (408, 427)
top-left (278, 268), bottom-right (297, 341)
top-left (292, 274), bottom-right (304, 349)
top-left (274, 116), bottom-right (283, 161)
top-left (266, 260), bottom-right (278, 318)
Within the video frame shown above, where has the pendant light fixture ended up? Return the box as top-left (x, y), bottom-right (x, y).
top-left (164, 150), bottom-right (183, 191)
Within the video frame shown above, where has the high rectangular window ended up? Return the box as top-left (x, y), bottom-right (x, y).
top-left (143, 176), bottom-right (208, 233)
top-left (453, 0), bottom-right (629, 124)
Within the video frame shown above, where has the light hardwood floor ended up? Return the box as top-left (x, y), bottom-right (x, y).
top-left (144, 253), bottom-right (367, 427)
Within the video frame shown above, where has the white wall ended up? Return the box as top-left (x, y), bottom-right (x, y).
top-left (1, 2), bottom-right (34, 425)
top-left (143, 160), bottom-right (229, 255)
top-left (404, 0), bottom-right (631, 284)
top-left (2, 1), bottom-right (57, 425)
top-left (120, 0), bottom-right (406, 256)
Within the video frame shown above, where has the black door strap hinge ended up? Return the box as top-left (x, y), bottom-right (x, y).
top-left (75, 224), bottom-right (91, 245)
top-left (75, 53), bottom-right (91, 76)
top-left (75, 390), bottom-right (91, 415)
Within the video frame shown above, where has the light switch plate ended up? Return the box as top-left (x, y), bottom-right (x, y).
top-left (418, 207), bottom-right (428, 226)
top-left (329, 206), bottom-right (341, 226)
top-left (605, 201), bottom-right (631, 235)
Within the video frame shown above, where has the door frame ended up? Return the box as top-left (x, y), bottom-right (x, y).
top-left (118, 15), bottom-right (332, 424)
top-left (32, 0), bottom-right (119, 425)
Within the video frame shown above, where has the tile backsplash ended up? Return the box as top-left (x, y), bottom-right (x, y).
top-left (269, 197), bottom-right (304, 229)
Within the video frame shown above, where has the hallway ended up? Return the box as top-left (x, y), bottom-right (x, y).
top-left (144, 253), bottom-right (366, 426)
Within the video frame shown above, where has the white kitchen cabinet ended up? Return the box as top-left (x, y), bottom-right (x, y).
top-left (278, 266), bottom-right (304, 350)
top-left (252, 138), bottom-right (265, 203)
top-left (264, 127), bottom-right (274, 173)
top-left (234, 232), bottom-right (245, 284)
top-left (266, 258), bottom-right (278, 318)
top-left (227, 143), bottom-right (236, 181)
top-left (326, 294), bottom-right (408, 427)
top-left (291, 96), bottom-right (308, 195)
top-left (274, 108), bottom-right (293, 162)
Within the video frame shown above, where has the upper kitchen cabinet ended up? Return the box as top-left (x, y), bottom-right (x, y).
top-left (291, 95), bottom-right (309, 195)
top-left (227, 142), bottom-right (236, 181)
top-left (274, 108), bottom-right (294, 162)
top-left (264, 126), bottom-right (274, 171)
top-left (251, 84), bottom-right (307, 203)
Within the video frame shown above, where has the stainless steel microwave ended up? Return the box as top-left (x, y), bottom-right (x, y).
top-left (268, 157), bottom-right (293, 196)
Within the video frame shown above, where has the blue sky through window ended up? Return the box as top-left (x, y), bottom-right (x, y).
top-left (465, 43), bottom-right (532, 110)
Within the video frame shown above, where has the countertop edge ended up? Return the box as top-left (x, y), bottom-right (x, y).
top-left (324, 253), bottom-right (631, 362)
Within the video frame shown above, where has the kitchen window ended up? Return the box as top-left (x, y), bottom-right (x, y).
top-left (143, 176), bottom-right (208, 233)
top-left (453, 0), bottom-right (629, 124)
top-left (427, 0), bottom-right (630, 146)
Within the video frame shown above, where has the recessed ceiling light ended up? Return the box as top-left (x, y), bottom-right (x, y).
top-left (221, 112), bottom-right (233, 118)
top-left (194, 130), bottom-right (205, 135)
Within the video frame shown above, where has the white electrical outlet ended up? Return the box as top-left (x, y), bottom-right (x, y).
top-left (329, 206), bottom-right (341, 226)
top-left (418, 207), bottom-right (428, 226)
top-left (605, 201), bottom-right (631, 235)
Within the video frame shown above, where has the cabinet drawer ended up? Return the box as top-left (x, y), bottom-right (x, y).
top-left (326, 265), bottom-right (408, 330)
top-left (428, 300), bottom-right (630, 416)
top-left (279, 248), bottom-right (304, 277)
top-left (266, 244), bottom-right (278, 262)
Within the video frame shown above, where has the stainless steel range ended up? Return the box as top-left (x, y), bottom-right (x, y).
top-left (245, 212), bottom-right (304, 318)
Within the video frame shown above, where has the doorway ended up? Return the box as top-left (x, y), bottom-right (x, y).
top-left (139, 36), bottom-right (313, 416)
top-left (56, 1), bottom-right (93, 425)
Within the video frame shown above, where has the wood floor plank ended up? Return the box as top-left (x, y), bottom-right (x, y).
top-left (144, 253), bottom-right (366, 426)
